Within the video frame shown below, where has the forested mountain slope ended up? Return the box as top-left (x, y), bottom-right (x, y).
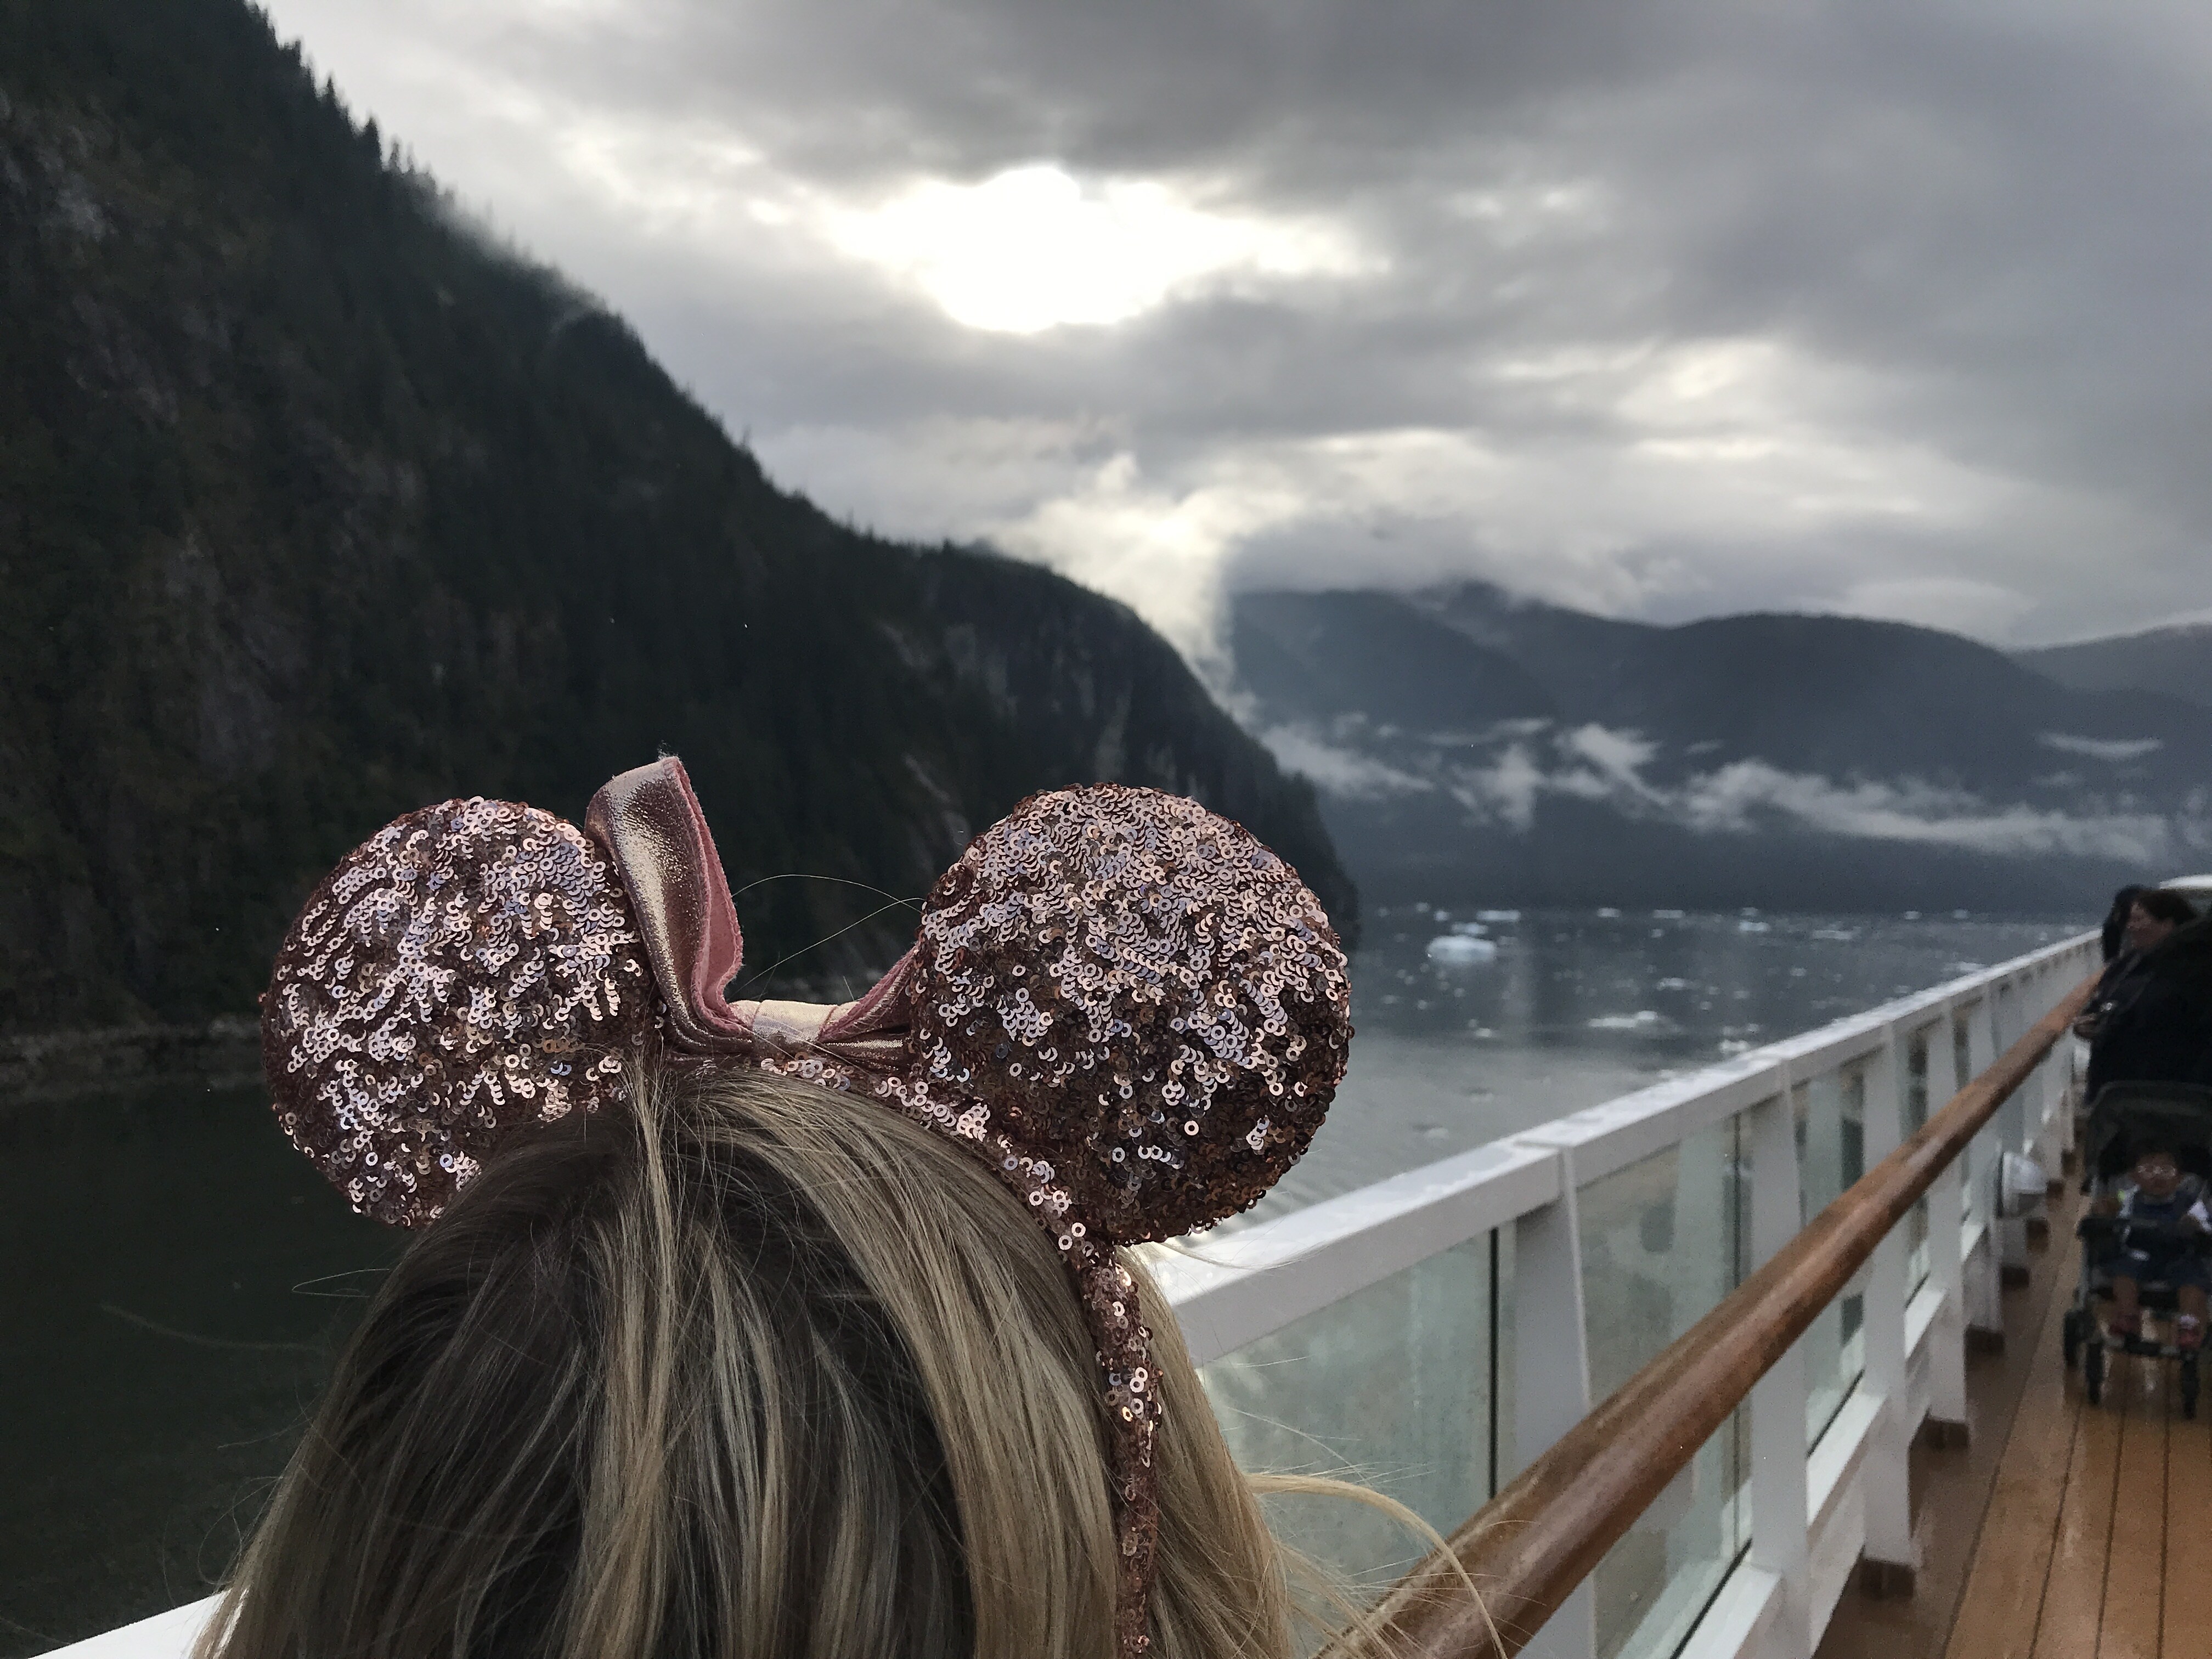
top-left (0, 0), bottom-right (1351, 1033)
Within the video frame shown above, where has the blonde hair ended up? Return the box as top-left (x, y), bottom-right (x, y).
top-left (200, 1063), bottom-right (1426, 1659)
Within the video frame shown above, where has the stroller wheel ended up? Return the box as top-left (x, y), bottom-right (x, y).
top-left (2063, 1310), bottom-right (2081, 1370)
top-left (2185, 1356), bottom-right (2200, 1421)
top-left (2086, 1338), bottom-right (2106, 1405)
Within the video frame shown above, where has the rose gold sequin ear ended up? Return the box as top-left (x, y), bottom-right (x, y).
top-left (260, 797), bottom-right (654, 1227)
top-left (905, 783), bottom-right (1353, 1242)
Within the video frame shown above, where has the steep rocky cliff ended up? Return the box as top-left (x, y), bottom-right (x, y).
top-left (0, 0), bottom-right (1352, 1032)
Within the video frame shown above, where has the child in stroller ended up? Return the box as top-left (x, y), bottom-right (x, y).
top-left (2093, 1141), bottom-right (2207, 1346)
top-left (2065, 1082), bottom-right (2212, 1412)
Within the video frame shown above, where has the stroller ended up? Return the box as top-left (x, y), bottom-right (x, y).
top-left (2063, 1081), bottom-right (2212, 1415)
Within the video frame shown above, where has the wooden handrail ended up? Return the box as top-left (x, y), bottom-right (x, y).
top-left (1361, 974), bottom-right (2097, 1659)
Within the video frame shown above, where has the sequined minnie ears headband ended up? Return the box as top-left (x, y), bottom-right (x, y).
top-left (261, 757), bottom-right (1352, 1657)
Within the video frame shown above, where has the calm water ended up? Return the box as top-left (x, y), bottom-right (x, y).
top-left (0, 909), bottom-right (2083, 1655)
top-left (1252, 904), bottom-right (2081, 1221)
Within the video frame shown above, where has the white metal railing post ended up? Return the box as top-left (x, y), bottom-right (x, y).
top-left (1513, 1155), bottom-right (1597, 1659)
top-left (1925, 1003), bottom-right (1970, 1431)
top-left (1859, 1024), bottom-right (1914, 1582)
top-left (1963, 993), bottom-right (2003, 1334)
top-left (1748, 1068), bottom-right (1812, 1658)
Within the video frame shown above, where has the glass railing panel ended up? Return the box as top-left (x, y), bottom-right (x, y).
top-left (1197, 1234), bottom-right (1500, 1595)
top-left (1604, 1407), bottom-right (1751, 1659)
top-left (1577, 1112), bottom-right (1749, 1659)
top-left (1956, 1007), bottom-right (1989, 1229)
top-left (1801, 1065), bottom-right (1866, 1446)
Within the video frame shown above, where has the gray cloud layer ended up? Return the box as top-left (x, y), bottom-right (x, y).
top-left (262, 0), bottom-right (2212, 657)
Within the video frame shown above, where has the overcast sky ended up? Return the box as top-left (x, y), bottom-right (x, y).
top-left (261, 0), bottom-right (2212, 663)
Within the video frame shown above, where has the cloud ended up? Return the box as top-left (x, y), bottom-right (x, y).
top-left (1268, 718), bottom-right (2193, 862)
top-left (258, 0), bottom-right (2212, 650)
top-left (1674, 760), bottom-right (2174, 862)
top-left (2039, 732), bottom-right (2165, 763)
top-left (1257, 726), bottom-right (1432, 801)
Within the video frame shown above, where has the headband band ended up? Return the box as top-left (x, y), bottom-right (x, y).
top-left (262, 757), bottom-right (1352, 1656)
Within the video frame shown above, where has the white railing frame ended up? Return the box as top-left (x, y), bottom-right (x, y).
top-left (42, 934), bottom-right (2102, 1659)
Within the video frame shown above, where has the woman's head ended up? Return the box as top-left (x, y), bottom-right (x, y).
top-left (2127, 889), bottom-right (2199, 953)
top-left (204, 1065), bottom-right (1299, 1659)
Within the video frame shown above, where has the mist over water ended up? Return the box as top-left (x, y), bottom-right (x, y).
top-left (0, 910), bottom-right (2083, 1654)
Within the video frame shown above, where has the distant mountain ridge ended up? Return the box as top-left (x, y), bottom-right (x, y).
top-left (2015, 622), bottom-right (2212, 712)
top-left (0, 0), bottom-right (1351, 1034)
top-left (1232, 581), bottom-right (2211, 911)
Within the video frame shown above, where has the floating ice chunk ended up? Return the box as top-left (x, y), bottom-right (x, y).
top-left (1718, 1038), bottom-right (1752, 1056)
top-left (1652, 909), bottom-right (1686, 920)
top-left (1656, 977), bottom-right (1693, 991)
top-left (1949, 960), bottom-right (1986, 974)
top-left (1737, 918), bottom-right (1771, 933)
top-left (1588, 1009), bottom-right (1676, 1033)
top-left (1449, 921), bottom-right (1490, 937)
top-left (1476, 909), bottom-right (1521, 923)
top-left (1427, 933), bottom-right (1498, 966)
top-left (1596, 906), bottom-right (1622, 918)
top-left (1810, 927), bottom-right (1859, 941)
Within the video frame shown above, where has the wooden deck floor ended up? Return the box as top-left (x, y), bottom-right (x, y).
top-left (1818, 1193), bottom-right (2212, 1659)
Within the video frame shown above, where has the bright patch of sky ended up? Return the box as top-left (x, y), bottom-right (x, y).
top-left (824, 165), bottom-right (1373, 334)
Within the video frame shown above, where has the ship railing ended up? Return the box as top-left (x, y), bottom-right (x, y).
top-left (47, 932), bottom-right (2100, 1659)
top-left (1155, 929), bottom-right (2097, 1659)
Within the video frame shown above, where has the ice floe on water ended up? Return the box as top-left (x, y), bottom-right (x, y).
top-left (1738, 918), bottom-right (1771, 933)
top-left (1427, 933), bottom-right (1499, 965)
top-left (1587, 1009), bottom-right (1680, 1034)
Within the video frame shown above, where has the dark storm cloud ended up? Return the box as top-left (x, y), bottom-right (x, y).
top-left (263, 0), bottom-right (2212, 653)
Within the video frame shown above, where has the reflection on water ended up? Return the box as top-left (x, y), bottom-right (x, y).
top-left (0, 909), bottom-right (2079, 1654)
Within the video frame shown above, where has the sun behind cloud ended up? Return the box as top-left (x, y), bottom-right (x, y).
top-left (824, 163), bottom-right (1374, 334)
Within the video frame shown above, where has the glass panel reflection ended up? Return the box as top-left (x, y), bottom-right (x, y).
top-left (1577, 1114), bottom-right (1750, 1659)
top-left (1197, 1236), bottom-right (1500, 1594)
top-left (1800, 1065), bottom-right (1866, 1447)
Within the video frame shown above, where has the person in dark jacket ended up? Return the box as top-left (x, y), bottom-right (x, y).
top-left (2083, 893), bottom-right (2212, 1101)
top-left (2102, 885), bottom-right (2152, 962)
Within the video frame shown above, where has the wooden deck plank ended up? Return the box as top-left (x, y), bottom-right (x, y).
top-left (2029, 1382), bottom-right (2114, 1659)
top-left (1944, 1260), bottom-right (2087, 1659)
top-left (2160, 1380), bottom-right (2212, 1659)
top-left (2098, 1353), bottom-right (2169, 1659)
